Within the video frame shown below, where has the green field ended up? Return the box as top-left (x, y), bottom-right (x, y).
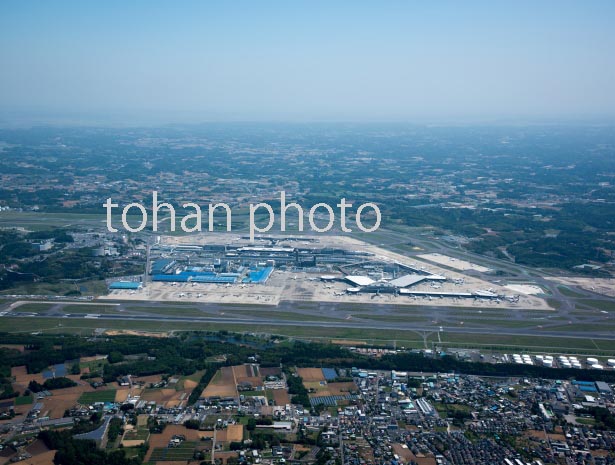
top-left (240, 390), bottom-right (267, 397)
top-left (176, 370), bottom-right (206, 391)
top-left (578, 299), bottom-right (615, 312)
top-left (79, 358), bottom-right (108, 372)
top-left (149, 442), bottom-right (199, 462)
top-left (14, 395), bottom-right (33, 406)
top-left (123, 429), bottom-right (150, 441)
top-left (437, 332), bottom-right (615, 354)
top-left (202, 414), bottom-right (231, 428)
top-left (575, 417), bottom-right (596, 426)
top-left (52, 304), bottom-right (123, 314)
top-left (13, 303), bottom-right (55, 313)
top-left (557, 286), bottom-right (586, 298)
top-left (546, 298), bottom-right (563, 309)
top-left (14, 302), bottom-right (122, 315)
top-left (78, 389), bottom-right (117, 404)
top-left (121, 446), bottom-right (145, 460)
top-left (434, 402), bottom-right (472, 414)
top-left (0, 211), bottom-right (140, 230)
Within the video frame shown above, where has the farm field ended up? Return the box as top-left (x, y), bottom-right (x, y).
top-left (201, 366), bottom-right (238, 398)
top-left (149, 441), bottom-right (199, 463)
top-left (115, 387), bottom-right (143, 403)
top-left (176, 370), bottom-right (205, 391)
top-left (303, 381), bottom-right (357, 397)
top-left (144, 425), bottom-right (203, 463)
top-left (296, 368), bottom-right (325, 382)
top-left (14, 395), bottom-right (33, 406)
top-left (233, 364), bottom-right (262, 388)
top-left (271, 389), bottom-right (291, 405)
top-left (78, 389), bottom-right (117, 404)
top-left (141, 388), bottom-right (189, 408)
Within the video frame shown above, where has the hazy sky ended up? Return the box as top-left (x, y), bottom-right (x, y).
top-left (1, 1), bottom-right (614, 124)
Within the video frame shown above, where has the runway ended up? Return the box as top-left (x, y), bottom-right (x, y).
top-left (3, 298), bottom-right (615, 341)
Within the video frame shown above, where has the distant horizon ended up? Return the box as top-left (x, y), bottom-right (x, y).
top-left (0, 110), bottom-right (614, 130)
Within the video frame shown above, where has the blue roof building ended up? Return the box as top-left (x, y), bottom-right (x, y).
top-left (109, 281), bottom-right (142, 290)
